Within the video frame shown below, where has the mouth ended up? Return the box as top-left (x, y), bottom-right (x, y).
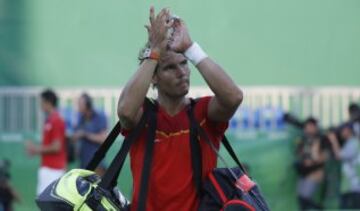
top-left (177, 79), bottom-right (189, 87)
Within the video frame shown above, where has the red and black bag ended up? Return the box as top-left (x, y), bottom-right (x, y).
top-left (198, 166), bottom-right (269, 211)
top-left (187, 100), bottom-right (270, 211)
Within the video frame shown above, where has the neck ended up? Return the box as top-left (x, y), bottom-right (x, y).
top-left (157, 92), bottom-right (188, 116)
top-left (46, 107), bottom-right (56, 115)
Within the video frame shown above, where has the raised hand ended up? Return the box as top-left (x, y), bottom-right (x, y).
top-left (145, 7), bottom-right (173, 55)
top-left (168, 19), bottom-right (193, 53)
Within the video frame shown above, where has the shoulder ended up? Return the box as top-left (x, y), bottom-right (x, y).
top-left (193, 96), bottom-right (212, 115)
top-left (50, 111), bottom-right (65, 124)
top-left (193, 96), bottom-right (228, 134)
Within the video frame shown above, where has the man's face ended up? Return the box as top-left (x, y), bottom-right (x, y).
top-left (78, 97), bottom-right (87, 114)
top-left (153, 51), bottom-right (190, 98)
top-left (341, 127), bottom-right (352, 140)
top-left (40, 99), bottom-right (50, 113)
top-left (304, 122), bottom-right (318, 137)
top-left (350, 110), bottom-right (360, 121)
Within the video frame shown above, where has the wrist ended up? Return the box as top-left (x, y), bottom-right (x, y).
top-left (184, 42), bottom-right (208, 66)
top-left (140, 48), bottom-right (160, 61)
top-left (183, 40), bottom-right (193, 52)
top-left (35, 146), bottom-right (42, 155)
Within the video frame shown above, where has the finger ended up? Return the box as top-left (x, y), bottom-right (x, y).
top-left (149, 6), bottom-right (155, 25)
top-left (144, 25), bottom-right (151, 33)
top-left (174, 18), bottom-right (181, 27)
top-left (168, 39), bottom-right (177, 50)
top-left (165, 18), bottom-right (174, 28)
top-left (158, 8), bottom-right (169, 22)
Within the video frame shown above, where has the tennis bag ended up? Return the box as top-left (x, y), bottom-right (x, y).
top-left (187, 100), bottom-right (270, 211)
top-left (36, 98), bottom-right (157, 211)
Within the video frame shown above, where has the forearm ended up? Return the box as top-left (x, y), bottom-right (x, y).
top-left (39, 140), bottom-right (61, 154)
top-left (86, 132), bottom-right (107, 144)
top-left (196, 58), bottom-right (243, 107)
top-left (330, 141), bottom-right (341, 160)
top-left (118, 59), bottom-right (157, 123)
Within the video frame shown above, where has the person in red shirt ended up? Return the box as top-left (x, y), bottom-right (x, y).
top-left (118, 7), bottom-right (243, 211)
top-left (26, 89), bottom-right (67, 196)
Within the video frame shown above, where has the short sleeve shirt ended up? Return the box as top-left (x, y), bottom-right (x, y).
top-left (122, 96), bottom-right (228, 211)
top-left (41, 111), bottom-right (67, 169)
top-left (76, 110), bottom-right (107, 168)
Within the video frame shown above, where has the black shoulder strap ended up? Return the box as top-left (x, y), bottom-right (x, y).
top-left (98, 98), bottom-right (152, 190)
top-left (221, 136), bottom-right (248, 175)
top-left (85, 121), bottom-right (121, 171)
top-left (188, 99), bottom-right (248, 175)
top-left (137, 100), bottom-right (158, 211)
top-left (187, 99), bottom-right (203, 197)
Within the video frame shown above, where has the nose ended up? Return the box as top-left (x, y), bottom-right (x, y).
top-left (175, 65), bottom-right (187, 77)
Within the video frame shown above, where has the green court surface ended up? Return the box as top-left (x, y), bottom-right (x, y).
top-left (1, 134), bottom-right (300, 211)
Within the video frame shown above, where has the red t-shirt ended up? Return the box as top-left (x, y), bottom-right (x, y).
top-left (41, 111), bottom-right (67, 169)
top-left (122, 96), bottom-right (228, 211)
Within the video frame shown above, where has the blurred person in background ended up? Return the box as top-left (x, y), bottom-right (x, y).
top-left (71, 93), bottom-right (107, 176)
top-left (348, 103), bottom-right (360, 139)
top-left (25, 89), bottom-right (67, 196)
top-left (0, 159), bottom-right (20, 211)
top-left (294, 117), bottom-right (327, 210)
top-left (327, 123), bottom-right (360, 209)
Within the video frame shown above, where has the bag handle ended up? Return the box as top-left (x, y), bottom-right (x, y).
top-left (85, 121), bottom-right (121, 171)
top-left (221, 136), bottom-right (248, 175)
top-left (187, 100), bottom-right (203, 196)
top-left (137, 100), bottom-right (158, 211)
top-left (97, 98), bottom-right (152, 190)
top-left (188, 99), bottom-right (248, 178)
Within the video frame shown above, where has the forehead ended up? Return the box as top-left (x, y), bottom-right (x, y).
top-left (158, 51), bottom-right (187, 67)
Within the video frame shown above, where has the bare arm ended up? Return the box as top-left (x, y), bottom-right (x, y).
top-left (169, 20), bottom-right (243, 122)
top-left (40, 140), bottom-right (61, 154)
top-left (117, 60), bottom-right (157, 129)
top-left (85, 130), bottom-right (108, 144)
top-left (311, 139), bottom-right (326, 163)
top-left (197, 59), bottom-right (243, 122)
top-left (327, 132), bottom-right (342, 160)
top-left (117, 7), bottom-right (172, 129)
top-left (26, 140), bottom-right (61, 156)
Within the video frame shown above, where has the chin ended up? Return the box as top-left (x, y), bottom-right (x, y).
top-left (180, 86), bottom-right (189, 96)
top-left (172, 89), bottom-right (188, 98)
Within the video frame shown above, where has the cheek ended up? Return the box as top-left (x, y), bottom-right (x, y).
top-left (158, 72), bottom-right (175, 83)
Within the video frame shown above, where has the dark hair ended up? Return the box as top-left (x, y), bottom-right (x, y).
top-left (40, 89), bottom-right (58, 107)
top-left (349, 103), bottom-right (360, 113)
top-left (340, 122), bottom-right (354, 133)
top-left (81, 93), bottom-right (93, 111)
top-left (304, 117), bottom-right (318, 126)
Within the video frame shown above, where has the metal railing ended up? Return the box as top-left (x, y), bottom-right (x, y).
top-left (1, 86), bottom-right (360, 141)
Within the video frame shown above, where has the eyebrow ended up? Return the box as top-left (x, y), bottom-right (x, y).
top-left (163, 63), bottom-right (176, 70)
top-left (161, 58), bottom-right (188, 70)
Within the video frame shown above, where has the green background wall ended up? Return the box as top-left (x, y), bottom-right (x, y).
top-left (1, 0), bottom-right (360, 86)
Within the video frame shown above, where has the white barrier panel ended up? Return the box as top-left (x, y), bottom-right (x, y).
top-left (1, 86), bottom-right (360, 140)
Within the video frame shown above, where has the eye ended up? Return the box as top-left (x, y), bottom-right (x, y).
top-left (180, 60), bottom-right (188, 66)
top-left (163, 64), bottom-right (176, 71)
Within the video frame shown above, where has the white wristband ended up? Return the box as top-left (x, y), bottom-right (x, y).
top-left (184, 42), bottom-right (208, 66)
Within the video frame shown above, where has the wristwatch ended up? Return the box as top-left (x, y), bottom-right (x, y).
top-left (140, 48), bottom-right (160, 61)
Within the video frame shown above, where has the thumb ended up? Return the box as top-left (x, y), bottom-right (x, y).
top-left (144, 25), bottom-right (151, 34)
